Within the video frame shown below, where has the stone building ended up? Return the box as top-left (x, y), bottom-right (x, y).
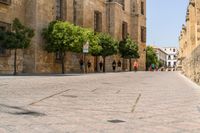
top-left (0, 0), bottom-right (146, 74)
top-left (179, 0), bottom-right (200, 84)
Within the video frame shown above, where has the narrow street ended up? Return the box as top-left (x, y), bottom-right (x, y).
top-left (0, 72), bottom-right (200, 133)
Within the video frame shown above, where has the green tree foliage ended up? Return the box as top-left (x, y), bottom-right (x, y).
top-left (146, 46), bottom-right (158, 70)
top-left (1, 18), bottom-right (34, 75)
top-left (158, 60), bottom-right (164, 68)
top-left (119, 36), bottom-right (140, 71)
top-left (119, 36), bottom-right (139, 59)
top-left (43, 21), bottom-right (77, 74)
top-left (85, 30), bottom-right (102, 72)
top-left (42, 21), bottom-right (99, 74)
top-left (70, 28), bottom-right (101, 55)
top-left (97, 33), bottom-right (118, 72)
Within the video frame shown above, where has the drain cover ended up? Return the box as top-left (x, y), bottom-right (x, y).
top-left (108, 119), bottom-right (125, 123)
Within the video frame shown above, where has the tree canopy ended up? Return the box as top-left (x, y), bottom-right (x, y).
top-left (119, 36), bottom-right (139, 59)
top-left (0, 18), bottom-right (34, 75)
top-left (146, 46), bottom-right (158, 69)
top-left (98, 33), bottom-right (118, 57)
top-left (2, 18), bottom-right (34, 49)
top-left (42, 21), bottom-right (78, 53)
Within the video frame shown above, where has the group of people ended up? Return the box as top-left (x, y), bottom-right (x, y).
top-left (98, 60), bottom-right (122, 72)
top-left (79, 59), bottom-right (92, 73)
top-left (79, 59), bottom-right (139, 73)
top-left (148, 64), bottom-right (158, 71)
top-left (111, 60), bottom-right (139, 72)
top-left (111, 60), bottom-right (122, 72)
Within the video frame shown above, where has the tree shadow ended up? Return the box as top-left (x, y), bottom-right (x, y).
top-left (0, 104), bottom-right (45, 116)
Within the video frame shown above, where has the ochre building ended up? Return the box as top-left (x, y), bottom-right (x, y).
top-left (179, 0), bottom-right (200, 84)
top-left (0, 0), bottom-right (146, 74)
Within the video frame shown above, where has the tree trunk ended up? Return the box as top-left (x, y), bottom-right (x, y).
top-left (13, 49), bottom-right (17, 75)
top-left (103, 56), bottom-right (106, 73)
top-left (95, 56), bottom-right (98, 72)
top-left (61, 52), bottom-right (65, 74)
top-left (122, 58), bottom-right (125, 71)
top-left (129, 58), bottom-right (132, 71)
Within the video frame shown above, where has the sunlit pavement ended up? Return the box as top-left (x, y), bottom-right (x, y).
top-left (0, 72), bottom-right (200, 133)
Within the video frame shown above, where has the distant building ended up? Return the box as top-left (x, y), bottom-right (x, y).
top-left (162, 47), bottom-right (178, 68)
top-left (153, 47), bottom-right (167, 67)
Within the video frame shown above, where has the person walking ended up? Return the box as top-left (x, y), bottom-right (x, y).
top-left (151, 63), bottom-right (155, 71)
top-left (133, 60), bottom-right (139, 72)
top-left (112, 60), bottom-right (116, 72)
top-left (79, 59), bottom-right (84, 73)
top-left (99, 61), bottom-right (103, 72)
top-left (87, 60), bottom-right (92, 73)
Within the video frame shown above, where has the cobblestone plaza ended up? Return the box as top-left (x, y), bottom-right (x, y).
top-left (0, 72), bottom-right (200, 133)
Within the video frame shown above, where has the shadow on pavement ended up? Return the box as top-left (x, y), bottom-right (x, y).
top-left (0, 104), bottom-right (45, 116)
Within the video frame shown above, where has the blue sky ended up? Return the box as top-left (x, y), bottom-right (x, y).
top-left (147, 0), bottom-right (189, 47)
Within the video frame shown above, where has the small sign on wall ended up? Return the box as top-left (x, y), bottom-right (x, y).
top-left (83, 41), bottom-right (89, 53)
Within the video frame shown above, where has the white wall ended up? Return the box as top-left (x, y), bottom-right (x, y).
top-left (162, 47), bottom-right (178, 68)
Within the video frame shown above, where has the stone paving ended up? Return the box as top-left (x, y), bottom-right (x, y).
top-left (0, 72), bottom-right (200, 133)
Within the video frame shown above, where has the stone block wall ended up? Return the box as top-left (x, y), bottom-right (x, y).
top-left (182, 44), bottom-right (200, 84)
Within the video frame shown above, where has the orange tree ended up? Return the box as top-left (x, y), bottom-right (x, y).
top-left (119, 36), bottom-right (139, 71)
top-left (97, 33), bottom-right (118, 72)
top-left (1, 18), bottom-right (34, 75)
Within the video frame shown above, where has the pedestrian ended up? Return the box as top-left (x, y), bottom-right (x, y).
top-left (99, 61), bottom-right (103, 72)
top-left (117, 60), bottom-right (122, 71)
top-left (79, 59), bottom-right (84, 73)
top-left (133, 60), bottom-right (139, 72)
top-left (87, 60), bottom-right (92, 73)
top-left (151, 64), bottom-right (155, 71)
top-left (112, 60), bottom-right (116, 72)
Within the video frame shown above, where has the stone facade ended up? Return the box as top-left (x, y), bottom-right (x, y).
top-left (179, 0), bottom-right (200, 84)
top-left (0, 0), bottom-right (146, 74)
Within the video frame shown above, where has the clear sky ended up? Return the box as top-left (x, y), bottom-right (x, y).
top-left (147, 0), bottom-right (189, 47)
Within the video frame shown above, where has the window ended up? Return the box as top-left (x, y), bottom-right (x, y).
top-left (168, 55), bottom-right (171, 60)
top-left (122, 21), bottom-right (128, 40)
top-left (168, 62), bottom-right (171, 67)
top-left (141, 1), bottom-right (144, 15)
top-left (122, 0), bottom-right (125, 10)
top-left (173, 48), bottom-right (175, 52)
top-left (132, 4), bottom-right (136, 12)
top-left (0, 21), bottom-right (11, 57)
top-left (73, 0), bottom-right (77, 24)
top-left (56, 0), bottom-right (66, 20)
top-left (0, 0), bottom-right (11, 5)
top-left (174, 62), bottom-right (176, 67)
top-left (94, 11), bottom-right (102, 32)
top-left (141, 26), bottom-right (146, 43)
